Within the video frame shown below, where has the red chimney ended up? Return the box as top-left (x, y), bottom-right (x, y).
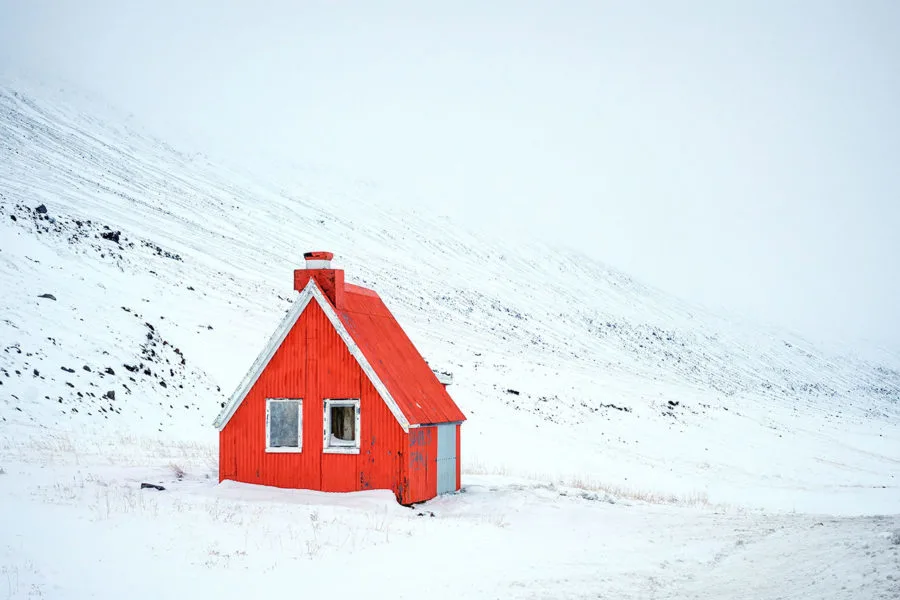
top-left (294, 251), bottom-right (345, 308)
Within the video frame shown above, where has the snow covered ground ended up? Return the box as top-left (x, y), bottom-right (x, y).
top-left (2, 459), bottom-right (898, 599)
top-left (1, 76), bottom-right (899, 598)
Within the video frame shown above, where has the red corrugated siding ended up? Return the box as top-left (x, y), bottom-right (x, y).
top-left (220, 301), bottom-right (408, 499)
top-left (359, 376), bottom-right (408, 496)
top-left (337, 285), bottom-right (466, 426)
top-left (425, 426), bottom-right (437, 495)
top-left (218, 429), bottom-right (235, 481)
top-left (404, 426), bottom-right (436, 504)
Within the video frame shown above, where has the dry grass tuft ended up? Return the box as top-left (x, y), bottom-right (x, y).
top-left (168, 462), bottom-right (186, 480)
top-left (558, 475), bottom-right (710, 506)
top-left (463, 459), bottom-right (713, 507)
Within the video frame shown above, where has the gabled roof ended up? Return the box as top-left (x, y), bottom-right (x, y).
top-left (213, 278), bottom-right (465, 432)
top-left (339, 283), bottom-right (466, 426)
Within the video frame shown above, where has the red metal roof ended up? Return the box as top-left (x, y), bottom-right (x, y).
top-left (333, 283), bottom-right (466, 426)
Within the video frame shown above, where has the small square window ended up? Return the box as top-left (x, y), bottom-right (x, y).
top-left (323, 399), bottom-right (360, 453)
top-left (266, 398), bottom-right (302, 452)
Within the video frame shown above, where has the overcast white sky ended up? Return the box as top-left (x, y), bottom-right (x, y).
top-left (2, 1), bottom-right (899, 351)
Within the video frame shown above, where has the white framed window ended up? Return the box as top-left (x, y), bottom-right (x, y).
top-left (323, 398), bottom-right (360, 454)
top-left (266, 398), bottom-right (302, 452)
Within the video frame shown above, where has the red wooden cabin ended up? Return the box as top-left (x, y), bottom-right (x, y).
top-left (214, 251), bottom-right (465, 504)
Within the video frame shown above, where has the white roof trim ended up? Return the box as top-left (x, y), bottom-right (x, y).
top-left (213, 279), bottom-right (411, 432)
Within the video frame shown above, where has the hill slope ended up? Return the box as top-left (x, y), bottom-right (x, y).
top-left (0, 77), bottom-right (898, 514)
top-left (2, 77), bottom-right (900, 600)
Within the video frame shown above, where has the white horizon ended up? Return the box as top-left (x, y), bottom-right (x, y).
top-left (2, 0), bottom-right (898, 352)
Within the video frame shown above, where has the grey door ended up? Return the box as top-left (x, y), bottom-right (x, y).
top-left (436, 424), bottom-right (457, 495)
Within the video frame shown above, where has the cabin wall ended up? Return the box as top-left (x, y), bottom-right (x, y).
top-left (404, 426), bottom-right (437, 504)
top-left (401, 423), bottom-right (462, 502)
top-left (456, 423), bottom-right (461, 492)
top-left (219, 301), bottom-right (407, 498)
top-left (435, 423), bottom-right (457, 495)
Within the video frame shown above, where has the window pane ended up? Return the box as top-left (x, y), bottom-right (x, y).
top-left (330, 405), bottom-right (356, 441)
top-left (269, 401), bottom-right (299, 447)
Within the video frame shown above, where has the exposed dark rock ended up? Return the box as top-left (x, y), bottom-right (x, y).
top-left (100, 230), bottom-right (121, 244)
top-left (37, 293), bottom-right (56, 301)
top-left (123, 364), bottom-right (138, 373)
top-left (599, 403), bottom-right (632, 413)
top-left (103, 390), bottom-right (116, 401)
top-left (140, 483), bottom-right (165, 491)
top-left (141, 240), bottom-right (182, 261)
top-left (61, 366), bottom-right (75, 373)
top-left (506, 389), bottom-right (520, 395)
top-left (34, 204), bottom-right (47, 214)
top-left (104, 367), bottom-right (115, 375)
top-left (82, 365), bottom-right (91, 372)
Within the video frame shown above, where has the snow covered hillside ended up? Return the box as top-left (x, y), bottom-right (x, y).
top-left (1, 77), bottom-right (898, 599)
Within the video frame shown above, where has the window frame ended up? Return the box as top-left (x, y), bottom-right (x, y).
top-left (265, 398), bottom-right (303, 453)
top-left (322, 398), bottom-right (361, 454)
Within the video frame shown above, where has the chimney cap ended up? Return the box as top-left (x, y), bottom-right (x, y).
top-left (304, 251), bottom-right (334, 261)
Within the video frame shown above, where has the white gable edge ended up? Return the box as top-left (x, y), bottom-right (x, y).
top-left (212, 285), bottom-right (314, 429)
top-left (309, 282), bottom-right (410, 432)
top-left (212, 279), bottom-right (411, 432)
